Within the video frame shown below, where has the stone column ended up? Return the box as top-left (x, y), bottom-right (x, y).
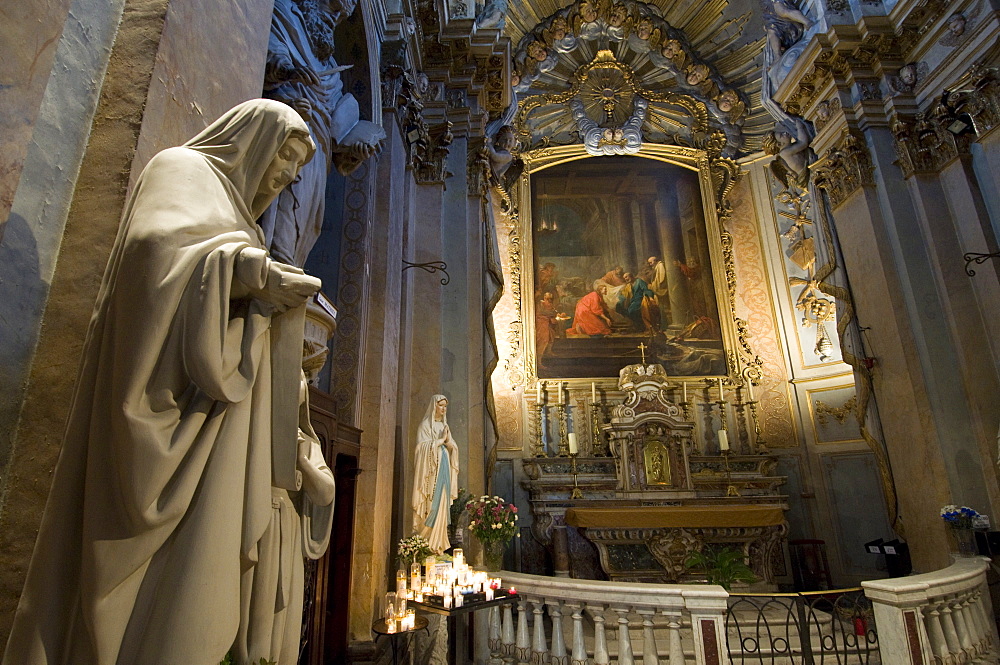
top-left (345, 117), bottom-right (407, 644)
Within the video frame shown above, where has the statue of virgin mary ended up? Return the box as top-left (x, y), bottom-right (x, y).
top-left (412, 394), bottom-right (460, 553)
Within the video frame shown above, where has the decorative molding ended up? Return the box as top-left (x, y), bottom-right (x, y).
top-left (413, 120), bottom-right (455, 185)
top-left (330, 162), bottom-right (375, 423)
top-left (889, 112), bottom-right (959, 178)
top-left (811, 130), bottom-right (875, 208)
top-left (941, 63), bottom-right (1000, 139)
top-left (813, 98), bottom-right (842, 134)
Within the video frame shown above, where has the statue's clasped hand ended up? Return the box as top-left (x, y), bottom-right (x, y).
top-left (259, 260), bottom-right (321, 312)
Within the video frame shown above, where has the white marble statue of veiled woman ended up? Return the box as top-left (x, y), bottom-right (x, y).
top-left (412, 395), bottom-right (460, 553)
top-left (2, 99), bottom-right (321, 665)
top-left (237, 372), bottom-right (335, 665)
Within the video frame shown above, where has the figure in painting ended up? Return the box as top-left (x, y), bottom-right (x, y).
top-left (261, 0), bottom-right (385, 267)
top-left (617, 272), bottom-right (660, 333)
top-left (536, 291), bottom-right (560, 358)
top-left (536, 262), bottom-right (560, 306)
top-left (237, 373), bottom-right (336, 665)
top-left (2, 100), bottom-right (321, 665)
top-left (647, 256), bottom-right (669, 328)
top-left (601, 265), bottom-right (626, 286)
top-left (572, 284), bottom-right (613, 336)
top-left (412, 395), bottom-right (461, 554)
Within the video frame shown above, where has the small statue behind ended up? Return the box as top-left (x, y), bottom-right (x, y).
top-left (260, 0), bottom-right (386, 267)
top-left (237, 372), bottom-right (336, 665)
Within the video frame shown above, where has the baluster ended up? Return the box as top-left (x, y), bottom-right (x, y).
top-left (614, 607), bottom-right (635, 665)
top-left (924, 601), bottom-right (950, 662)
top-left (637, 610), bottom-right (659, 665)
top-left (514, 598), bottom-right (531, 663)
top-left (531, 600), bottom-right (549, 665)
top-left (588, 605), bottom-right (610, 665)
top-left (549, 600), bottom-right (568, 665)
top-left (566, 603), bottom-right (587, 665)
top-left (661, 610), bottom-right (684, 665)
top-left (517, 598), bottom-right (532, 664)
top-left (489, 605), bottom-right (503, 665)
top-left (962, 589), bottom-right (986, 655)
top-left (948, 593), bottom-right (974, 658)
top-left (502, 602), bottom-right (517, 665)
top-left (938, 595), bottom-right (962, 657)
top-left (971, 587), bottom-right (995, 651)
top-left (966, 589), bottom-right (989, 653)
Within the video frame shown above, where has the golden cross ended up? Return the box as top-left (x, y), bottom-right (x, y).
top-left (637, 343), bottom-right (647, 365)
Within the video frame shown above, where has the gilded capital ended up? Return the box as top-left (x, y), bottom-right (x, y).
top-left (811, 129), bottom-right (875, 208)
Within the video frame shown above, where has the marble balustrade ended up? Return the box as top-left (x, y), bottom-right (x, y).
top-left (487, 572), bottom-right (730, 665)
top-left (862, 557), bottom-right (999, 665)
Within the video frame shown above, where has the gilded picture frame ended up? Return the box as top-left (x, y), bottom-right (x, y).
top-left (509, 143), bottom-right (751, 389)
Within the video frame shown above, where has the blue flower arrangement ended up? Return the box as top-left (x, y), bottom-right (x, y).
top-left (940, 504), bottom-right (981, 530)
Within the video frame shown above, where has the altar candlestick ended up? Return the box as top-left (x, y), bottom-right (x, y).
top-left (682, 381), bottom-right (688, 403)
top-left (718, 429), bottom-right (730, 451)
top-left (568, 432), bottom-right (578, 454)
top-left (592, 382), bottom-right (597, 403)
top-left (717, 378), bottom-right (725, 402)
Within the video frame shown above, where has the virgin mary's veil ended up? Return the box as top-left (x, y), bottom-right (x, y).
top-left (422, 394), bottom-right (449, 427)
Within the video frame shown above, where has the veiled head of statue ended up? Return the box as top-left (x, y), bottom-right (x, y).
top-left (184, 99), bottom-right (316, 220)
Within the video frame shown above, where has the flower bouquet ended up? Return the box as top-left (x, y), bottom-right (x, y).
top-left (940, 505), bottom-right (982, 556)
top-left (467, 495), bottom-right (519, 570)
top-left (397, 534), bottom-right (434, 568)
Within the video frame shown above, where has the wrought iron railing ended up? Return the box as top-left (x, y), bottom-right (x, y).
top-left (727, 588), bottom-right (879, 664)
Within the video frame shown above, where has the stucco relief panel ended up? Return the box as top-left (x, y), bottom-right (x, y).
top-left (728, 177), bottom-right (797, 447)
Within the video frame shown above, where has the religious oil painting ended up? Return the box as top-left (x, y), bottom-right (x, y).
top-left (530, 156), bottom-right (727, 379)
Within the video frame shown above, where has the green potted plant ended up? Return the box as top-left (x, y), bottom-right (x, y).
top-left (684, 547), bottom-right (757, 591)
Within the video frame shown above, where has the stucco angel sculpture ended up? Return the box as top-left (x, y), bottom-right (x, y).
top-left (2, 99), bottom-right (321, 665)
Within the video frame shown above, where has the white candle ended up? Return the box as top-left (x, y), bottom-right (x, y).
top-left (444, 594), bottom-right (453, 609)
top-left (536, 382), bottom-right (541, 403)
top-left (592, 382), bottom-right (597, 403)
top-left (568, 432), bottom-right (578, 454)
top-left (387, 619), bottom-right (397, 634)
top-left (455, 594), bottom-right (464, 608)
top-left (485, 588), bottom-right (494, 601)
top-left (718, 429), bottom-right (730, 451)
top-left (682, 381), bottom-right (688, 403)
